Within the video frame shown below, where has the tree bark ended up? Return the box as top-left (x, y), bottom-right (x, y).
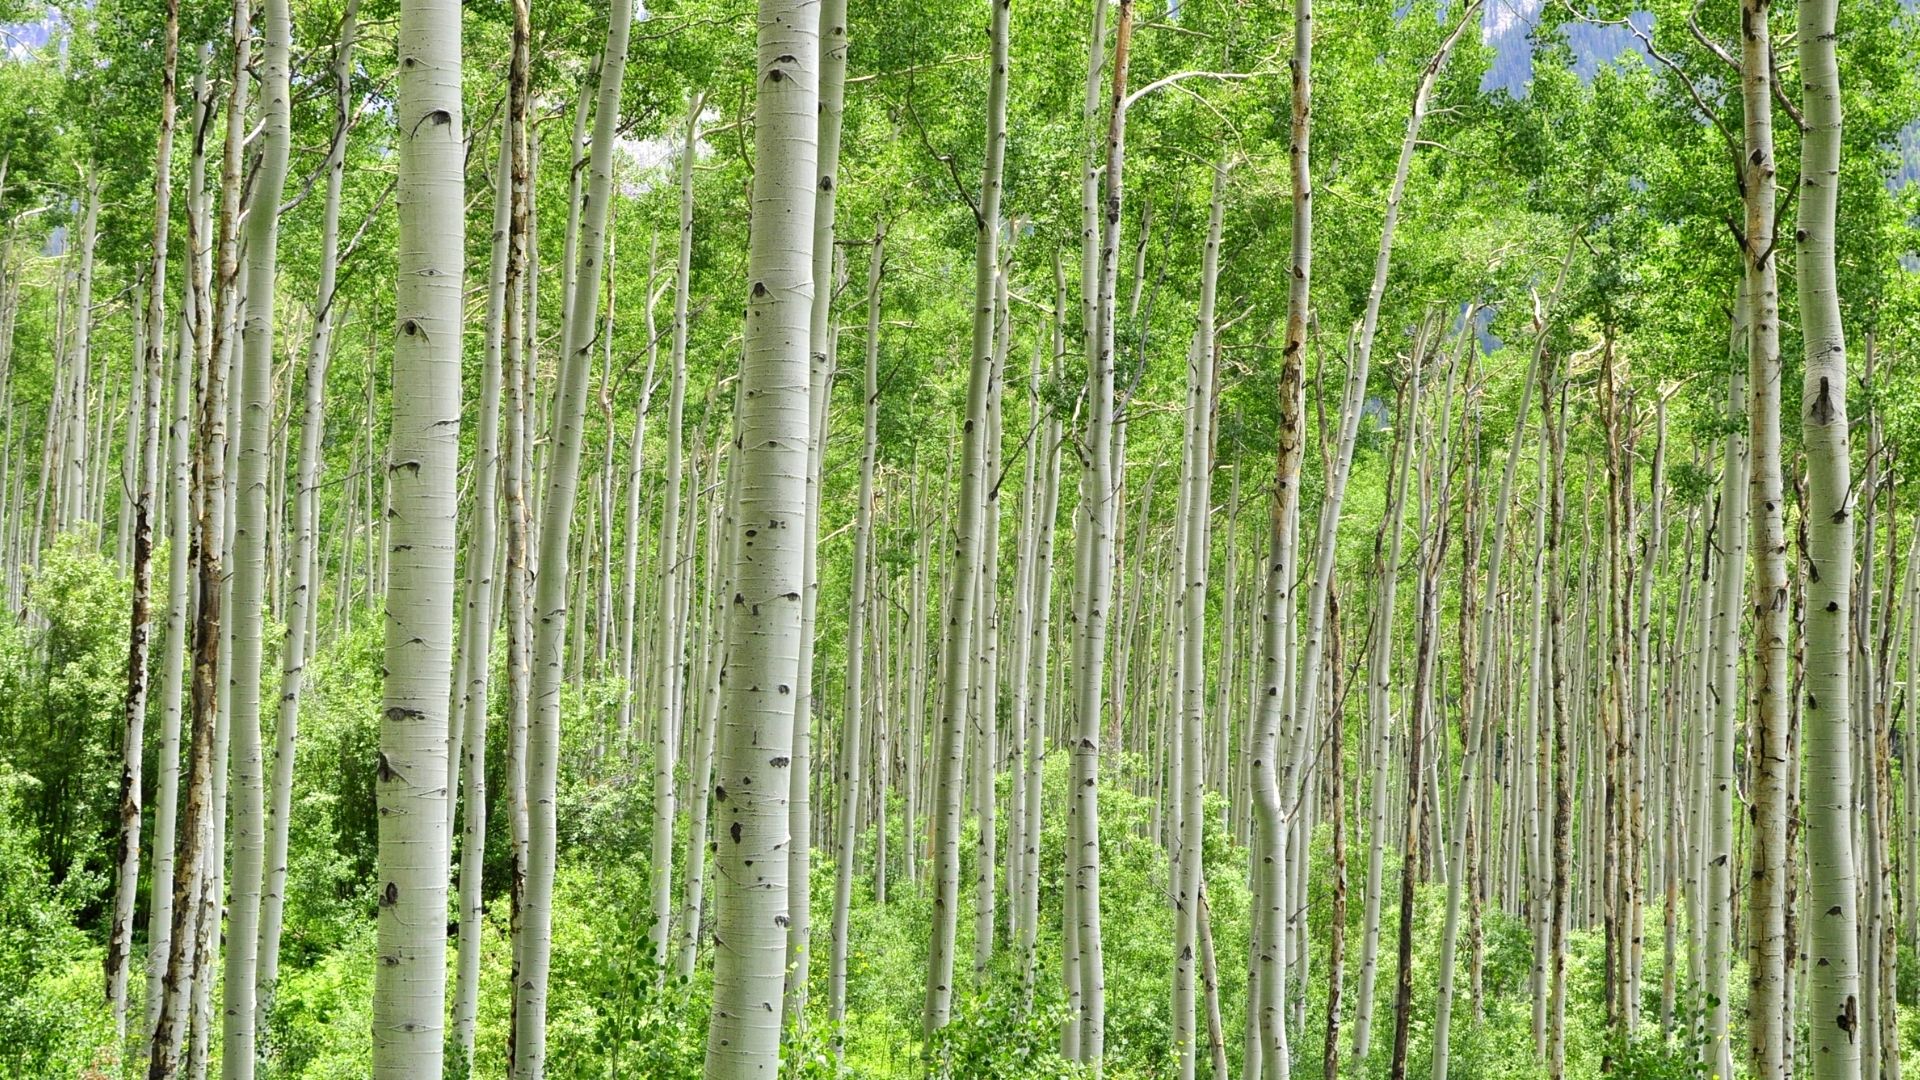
top-left (830, 217), bottom-right (884, 1053)
top-left (701, 0), bottom-right (820, 1071)
top-left (1796, 0), bottom-right (1862, 1070)
top-left (922, 0), bottom-right (1011, 1041)
top-left (258, 7), bottom-right (356, 1057)
top-left (107, 0), bottom-right (178, 1042)
top-left (374, 0), bottom-right (463, 1072)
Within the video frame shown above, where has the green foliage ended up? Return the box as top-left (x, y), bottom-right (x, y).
top-left (924, 988), bottom-right (1086, 1080)
top-left (0, 527), bottom-right (128, 888)
top-left (0, 765), bottom-right (113, 1076)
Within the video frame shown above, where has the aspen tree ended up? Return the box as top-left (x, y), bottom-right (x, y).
top-left (972, 246), bottom-right (1008, 981)
top-left (1797, 0), bottom-right (1862, 1070)
top-left (923, 0), bottom-right (1011, 1040)
top-left (1543, 370), bottom-right (1573, 1080)
top-left (107, 0), bottom-right (177, 1040)
top-left (1352, 348), bottom-right (1420, 1066)
top-left (651, 92), bottom-right (702, 967)
top-left (1391, 349), bottom-right (1462, 1080)
top-left (785, 0), bottom-right (849, 1009)
top-left (144, 53), bottom-right (212, 1072)
top-left (1394, 17), bottom-right (1533, 1078)
top-left (1738, 2), bottom-right (1791, 1070)
top-left (374, 0), bottom-right (463, 1073)
top-left (517, 1), bottom-right (632, 1071)
top-left (702, 0), bottom-right (820, 1071)
top-left (679, 428), bottom-right (729, 979)
top-left (154, 12), bottom-right (248, 1071)
top-left (453, 5), bottom-right (522, 1058)
top-left (224, 0), bottom-right (293, 1066)
top-left (1172, 156), bottom-right (1225, 1080)
top-left (258, 7), bottom-right (357, 1056)
top-left (1019, 255), bottom-right (1068, 1001)
top-left (501, 24), bottom-right (538, 1064)
top-left (830, 218), bottom-right (884, 1052)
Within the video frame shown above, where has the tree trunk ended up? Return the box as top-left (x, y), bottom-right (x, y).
top-left (701, 0), bottom-right (819, 1071)
top-left (515, 1), bottom-right (632, 1071)
top-left (781, 0), bottom-right (850, 1019)
top-left (830, 217), bottom-right (884, 1053)
top-left (107, 0), bottom-right (177, 1042)
top-left (1796, 0), bottom-right (1861, 1070)
top-left (1068, 2), bottom-right (1131, 1061)
top-left (258, 7), bottom-right (356, 1056)
top-left (374, 0), bottom-right (463, 1072)
top-left (1739, 2), bottom-right (1790, 1072)
top-left (650, 92), bottom-right (702, 967)
top-left (1352, 346), bottom-right (1421, 1067)
top-left (1173, 156), bottom-right (1224, 1080)
top-left (452, 7), bottom-right (519, 1063)
top-left (922, 0), bottom-right (1010, 1041)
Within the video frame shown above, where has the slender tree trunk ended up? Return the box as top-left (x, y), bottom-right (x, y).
top-left (1543, 372), bottom-right (1572, 1080)
top-left (922, 0), bottom-right (1011, 1041)
top-left (515, 2), bottom-right (632, 1071)
top-left (152, 20), bottom-right (247, 1075)
top-left (222, 0), bottom-right (293, 1064)
top-left (649, 92), bottom-right (702, 967)
top-left (1352, 349), bottom-right (1420, 1067)
top-left (677, 435), bottom-right (727, 979)
top-left (830, 217), bottom-right (884, 1053)
top-left (1173, 157), bottom-right (1224, 1080)
top-left (783, 0), bottom-right (848, 1015)
top-left (701, 0), bottom-right (819, 1072)
top-left (258, 8), bottom-right (356, 1056)
top-left (374, 0), bottom-right (463, 1072)
top-left (452, 10), bottom-right (519, 1063)
top-left (108, 0), bottom-right (178, 1043)
top-left (1796, 0), bottom-right (1861, 1070)
top-left (144, 50), bottom-right (211, 1071)
top-left (1739, 3), bottom-right (1790, 1072)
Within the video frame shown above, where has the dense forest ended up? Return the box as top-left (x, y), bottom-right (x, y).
top-left (0, 0), bottom-right (1917, 1077)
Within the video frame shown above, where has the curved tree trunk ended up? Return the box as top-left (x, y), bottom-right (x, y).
top-left (1796, 0), bottom-right (1861, 1072)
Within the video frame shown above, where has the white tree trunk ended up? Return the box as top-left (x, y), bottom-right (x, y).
top-left (1796, 0), bottom-right (1861, 1071)
top-left (258, 6), bottom-right (356, 1053)
top-left (650, 92), bottom-right (702, 966)
top-left (107, 0), bottom-right (178, 1041)
top-left (830, 217), bottom-right (884, 1052)
top-left (374, 0), bottom-right (463, 1072)
top-left (702, 0), bottom-right (819, 1072)
top-left (922, 0), bottom-right (1011, 1040)
top-left (1172, 156), bottom-right (1225, 1080)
